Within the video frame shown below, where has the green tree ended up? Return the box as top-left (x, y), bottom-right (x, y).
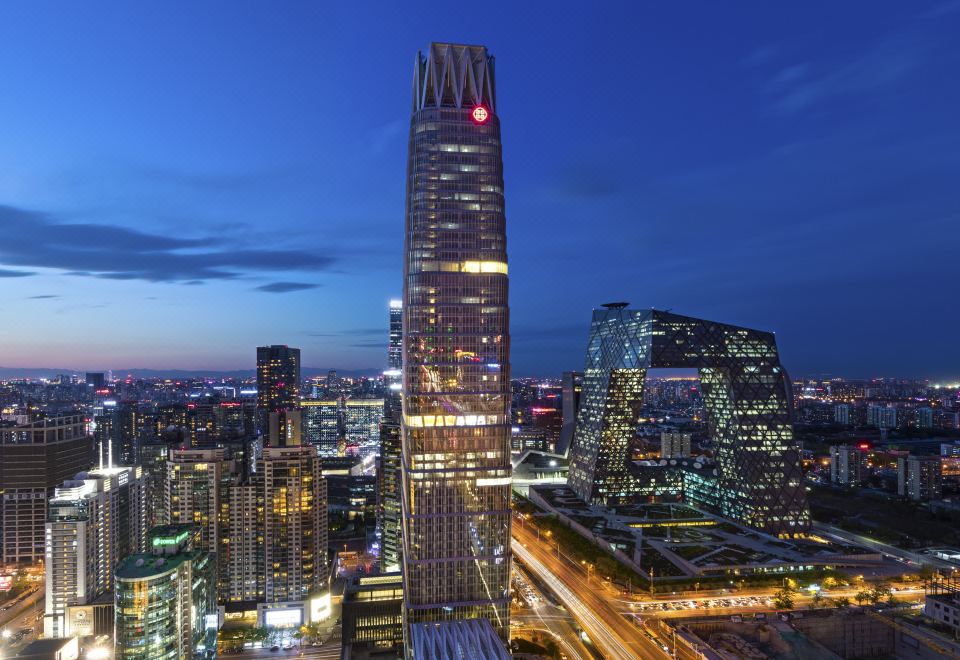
top-left (773, 588), bottom-right (796, 610)
top-left (854, 590), bottom-right (871, 606)
top-left (832, 596), bottom-right (851, 608)
top-left (869, 583), bottom-right (892, 605)
top-left (810, 591), bottom-right (824, 609)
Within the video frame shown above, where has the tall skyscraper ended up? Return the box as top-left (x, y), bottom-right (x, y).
top-left (379, 299), bottom-right (403, 571)
top-left (258, 411), bottom-right (329, 611)
top-left (44, 466), bottom-right (147, 638)
top-left (401, 43), bottom-right (512, 640)
top-left (165, 448), bottom-right (239, 597)
top-left (256, 345), bottom-right (301, 439)
top-left (1, 414), bottom-right (95, 565)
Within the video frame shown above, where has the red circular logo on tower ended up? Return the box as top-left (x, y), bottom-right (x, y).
top-left (472, 106), bottom-right (489, 123)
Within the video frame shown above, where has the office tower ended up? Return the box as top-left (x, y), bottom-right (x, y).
top-left (829, 445), bottom-right (869, 486)
top-left (256, 345), bottom-right (301, 439)
top-left (301, 399), bottom-right (343, 456)
top-left (344, 398), bottom-right (384, 458)
top-left (401, 43), bottom-right (512, 639)
top-left (661, 432), bottom-right (692, 459)
top-left (834, 404), bottom-right (850, 426)
top-left (327, 369), bottom-right (340, 398)
top-left (388, 299), bottom-right (403, 369)
top-left (379, 300), bottom-right (404, 572)
top-left (898, 455), bottom-right (943, 501)
top-left (187, 402), bottom-right (217, 447)
top-left (342, 572), bottom-right (404, 658)
top-left (85, 372), bottom-right (105, 389)
top-left (44, 466), bottom-right (147, 638)
top-left (114, 526), bottom-right (215, 660)
top-left (257, 412), bottom-right (329, 611)
top-left (558, 371), bottom-right (583, 455)
top-left (566, 306), bottom-right (810, 537)
top-left (0, 414), bottom-right (95, 565)
top-left (138, 439), bottom-right (171, 529)
top-left (531, 406), bottom-right (562, 451)
top-left (114, 401), bottom-right (140, 465)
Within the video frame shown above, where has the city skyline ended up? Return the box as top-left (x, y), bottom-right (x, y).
top-left (2, 2), bottom-right (960, 379)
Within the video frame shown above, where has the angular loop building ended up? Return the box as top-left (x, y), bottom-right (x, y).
top-left (400, 42), bottom-right (512, 641)
top-left (566, 306), bottom-right (810, 538)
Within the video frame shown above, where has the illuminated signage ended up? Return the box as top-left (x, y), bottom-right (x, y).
top-left (152, 530), bottom-right (189, 547)
top-left (472, 106), bottom-right (489, 123)
top-left (264, 608), bottom-right (302, 627)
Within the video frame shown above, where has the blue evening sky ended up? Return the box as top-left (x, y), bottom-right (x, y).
top-left (1, 2), bottom-right (958, 378)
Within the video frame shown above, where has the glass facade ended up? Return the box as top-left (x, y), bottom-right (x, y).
top-left (401, 43), bottom-right (511, 641)
top-left (379, 301), bottom-right (404, 572)
top-left (566, 307), bottom-right (810, 537)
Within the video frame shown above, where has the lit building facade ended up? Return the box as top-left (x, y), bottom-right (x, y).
top-left (44, 466), bottom-right (147, 638)
top-left (257, 416), bottom-right (329, 610)
top-left (1, 414), bottom-right (95, 565)
top-left (114, 526), bottom-right (215, 660)
top-left (898, 455), bottom-right (942, 501)
top-left (401, 42), bottom-right (512, 640)
top-left (344, 399), bottom-right (384, 458)
top-left (379, 300), bottom-right (404, 572)
top-left (301, 399), bottom-right (342, 456)
top-left (566, 306), bottom-right (810, 537)
top-left (256, 345), bottom-right (301, 438)
top-left (829, 445), bottom-right (869, 486)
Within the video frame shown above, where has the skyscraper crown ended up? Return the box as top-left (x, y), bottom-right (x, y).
top-left (413, 43), bottom-right (495, 113)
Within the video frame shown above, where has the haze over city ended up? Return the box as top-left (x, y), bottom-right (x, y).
top-left (2, 1), bottom-right (958, 378)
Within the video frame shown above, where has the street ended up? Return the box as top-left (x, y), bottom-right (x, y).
top-left (513, 522), bottom-right (670, 659)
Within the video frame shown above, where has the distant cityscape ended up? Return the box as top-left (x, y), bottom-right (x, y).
top-left (2, 36), bottom-right (960, 660)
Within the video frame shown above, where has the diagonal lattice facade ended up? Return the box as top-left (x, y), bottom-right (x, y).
top-left (566, 306), bottom-right (810, 537)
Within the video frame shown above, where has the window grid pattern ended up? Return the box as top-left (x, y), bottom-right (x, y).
top-left (566, 308), bottom-right (810, 538)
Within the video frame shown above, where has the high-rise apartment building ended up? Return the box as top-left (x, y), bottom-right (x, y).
top-left (898, 455), bottom-right (942, 501)
top-left (44, 466), bottom-right (147, 638)
top-left (114, 525), bottom-right (215, 660)
top-left (867, 404), bottom-right (898, 430)
top-left (256, 345), bottom-right (301, 438)
top-left (165, 448), bottom-right (240, 597)
top-left (401, 43), bottom-right (512, 640)
top-left (661, 432), bottom-right (692, 459)
top-left (379, 300), bottom-right (404, 572)
top-left (829, 445), bottom-right (869, 486)
top-left (1, 414), bottom-right (95, 565)
top-left (257, 411), bottom-right (329, 618)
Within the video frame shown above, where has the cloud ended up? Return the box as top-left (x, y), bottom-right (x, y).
top-left (768, 35), bottom-right (921, 114)
top-left (27, 294), bottom-right (60, 299)
top-left (255, 281), bottom-right (319, 293)
top-left (0, 268), bottom-right (35, 277)
top-left (0, 204), bottom-right (336, 283)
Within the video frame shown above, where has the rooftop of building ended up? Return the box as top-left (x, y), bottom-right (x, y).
top-left (408, 618), bottom-right (510, 660)
top-left (115, 548), bottom-right (198, 580)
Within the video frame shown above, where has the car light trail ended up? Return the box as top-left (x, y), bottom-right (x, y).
top-left (512, 539), bottom-right (651, 660)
